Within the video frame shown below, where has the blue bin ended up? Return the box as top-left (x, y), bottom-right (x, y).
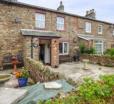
top-left (18, 78), bottom-right (28, 87)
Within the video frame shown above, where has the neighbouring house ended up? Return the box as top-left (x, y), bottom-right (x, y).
top-left (0, 0), bottom-right (114, 69)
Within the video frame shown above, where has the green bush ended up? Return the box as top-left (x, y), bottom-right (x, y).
top-left (38, 75), bottom-right (114, 104)
top-left (79, 43), bottom-right (86, 54)
top-left (79, 43), bottom-right (96, 54)
top-left (104, 48), bottom-right (114, 56)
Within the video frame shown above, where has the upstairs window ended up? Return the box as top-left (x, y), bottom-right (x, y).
top-left (85, 22), bottom-right (91, 33)
top-left (59, 42), bottom-right (69, 55)
top-left (35, 13), bottom-right (45, 29)
top-left (113, 30), bottom-right (114, 36)
top-left (98, 25), bottom-right (103, 34)
top-left (57, 17), bottom-right (64, 30)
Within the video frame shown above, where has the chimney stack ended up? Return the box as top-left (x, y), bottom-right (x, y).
top-left (85, 9), bottom-right (96, 19)
top-left (57, 1), bottom-right (64, 12)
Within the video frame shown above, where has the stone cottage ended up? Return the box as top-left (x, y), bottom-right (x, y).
top-left (0, 0), bottom-right (114, 69)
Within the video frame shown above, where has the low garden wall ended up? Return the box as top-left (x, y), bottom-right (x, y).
top-left (24, 57), bottom-right (60, 83)
top-left (24, 57), bottom-right (76, 85)
top-left (81, 54), bottom-right (114, 67)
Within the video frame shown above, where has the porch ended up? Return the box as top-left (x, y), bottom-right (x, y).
top-left (78, 34), bottom-right (106, 54)
top-left (21, 29), bottom-right (60, 67)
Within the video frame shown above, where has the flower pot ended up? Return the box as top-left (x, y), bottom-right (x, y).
top-left (18, 78), bottom-right (28, 87)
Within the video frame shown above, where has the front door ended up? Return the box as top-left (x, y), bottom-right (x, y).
top-left (39, 44), bottom-right (45, 63)
top-left (44, 44), bottom-right (51, 64)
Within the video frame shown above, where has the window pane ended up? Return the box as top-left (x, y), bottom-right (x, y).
top-left (98, 25), bottom-right (103, 34)
top-left (35, 13), bottom-right (45, 28)
top-left (95, 44), bottom-right (102, 54)
top-left (85, 22), bottom-right (91, 33)
top-left (95, 41), bottom-right (103, 54)
top-left (59, 43), bottom-right (63, 54)
top-left (57, 17), bottom-right (64, 30)
top-left (113, 30), bottom-right (114, 36)
top-left (64, 43), bottom-right (68, 53)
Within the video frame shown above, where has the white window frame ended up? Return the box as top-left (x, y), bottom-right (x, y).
top-left (85, 22), bottom-right (91, 33)
top-left (94, 40), bottom-right (104, 54)
top-left (59, 42), bottom-right (69, 55)
top-left (35, 13), bottom-right (45, 29)
top-left (98, 25), bottom-right (103, 34)
top-left (56, 17), bottom-right (64, 31)
top-left (112, 30), bottom-right (114, 36)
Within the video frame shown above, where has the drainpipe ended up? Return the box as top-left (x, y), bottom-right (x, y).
top-left (31, 37), bottom-right (33, 59)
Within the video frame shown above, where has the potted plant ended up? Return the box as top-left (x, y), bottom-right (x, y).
top-left (15, 68), bottom-right (29, 87)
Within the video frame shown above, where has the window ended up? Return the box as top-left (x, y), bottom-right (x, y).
top-left (112, 30), bottom-right (114, 36)
top-left (85, 22), bottom-right (91, 33)
top-left (57, 17), bottom-right (64, 30)
top-left (59, 42), bottom-right (69, 55)
top-left (98, 25), bottom-right (103, 34)
top-left (35, 13), bottom-right (45, 28)
top-left (95, 40), bottom-right (104, 54)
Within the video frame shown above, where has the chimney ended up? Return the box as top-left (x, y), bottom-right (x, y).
top-left (57, 1), bottom-right (64, 12)
top-left (85, 9), bottom-right (96, 19)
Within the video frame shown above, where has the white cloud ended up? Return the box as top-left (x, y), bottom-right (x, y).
top-left (19, 0), bottom-right (114, 23)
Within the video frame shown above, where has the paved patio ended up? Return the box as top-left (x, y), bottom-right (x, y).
top-left (49, 62), bottom-right (114, 84)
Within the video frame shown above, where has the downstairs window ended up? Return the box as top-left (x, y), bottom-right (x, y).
top-left (59, 42), bottom-right (69, 55)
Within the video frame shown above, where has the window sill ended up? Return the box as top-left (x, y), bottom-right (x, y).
top-left (35, 27), bottom-right (45, 30)
top-left (98, 33), bottom-right (103, 35)
top-left (85, 31), bottom-right (91, 34)
top-left (56, 29), bottom-right (65, 32)
top-left (59, 53), bottom-right (69, 56)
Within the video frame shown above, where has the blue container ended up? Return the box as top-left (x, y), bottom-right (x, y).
top-left (18, 78), bottom-right (28, 87)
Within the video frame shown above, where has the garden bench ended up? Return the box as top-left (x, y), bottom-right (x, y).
top-left (2, 52), bottom-right (24, 70)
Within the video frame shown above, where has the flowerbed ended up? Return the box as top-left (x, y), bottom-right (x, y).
top-left (39, 75), bottom-right (114, 104)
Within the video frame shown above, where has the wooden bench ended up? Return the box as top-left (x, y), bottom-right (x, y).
top-left (2, 52), bottom-right (24, 70)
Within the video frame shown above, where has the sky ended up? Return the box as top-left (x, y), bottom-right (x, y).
top-left (19, 0), bottom-right (114, 23)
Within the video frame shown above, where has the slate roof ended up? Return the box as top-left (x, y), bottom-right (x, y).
top-left (1, 0), bottom-right (114, 25)
top-left (21, 29), bottom-right (60, 38)
top-left (78, 34), bottom-right (106, 41)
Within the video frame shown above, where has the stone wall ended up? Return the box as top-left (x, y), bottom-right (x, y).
top-left (0, 3), bottom-right (35, 68)
top-left (25, 57), bottom-right (60, 83)
top-left (81, 54), bottom-right (114, 67)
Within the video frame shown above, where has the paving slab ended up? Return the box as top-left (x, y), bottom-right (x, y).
top-left (49, 62), bottom-right (114, 84)
top-left (0, 88), bottom-right (27, 104)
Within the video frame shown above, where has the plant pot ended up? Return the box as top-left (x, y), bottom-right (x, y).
top-left (18, 78), bottom-right (28, 87)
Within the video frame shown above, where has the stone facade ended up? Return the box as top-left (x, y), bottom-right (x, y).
top-left (0, 1), bottom-right (114, 69)
top-left (0, 3), bottom-right (35, 68)
top-left (78, 18), bottom-right (114, 49)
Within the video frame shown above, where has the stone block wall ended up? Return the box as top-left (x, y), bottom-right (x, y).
top-left (81, 54), bottom-right (114, 67)
top-left (0, 3), bottom-right (35, 68)
top-left (25, 57), bottom-right (60, 83)
top-left (51, 39), bottom-right (59, 67)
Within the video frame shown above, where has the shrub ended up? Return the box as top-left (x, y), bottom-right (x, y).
top-left (79, 43), bottom-right (86, 54)
top-left (104, 48), bottom-right (114, 56)
top-left (38, 75), bottom-right (114, 104)
top-left (79, 43), bottom-right (96, 54)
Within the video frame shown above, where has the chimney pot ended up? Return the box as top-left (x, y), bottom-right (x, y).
top-left (85, 9), bottom-right (96, 19)
top-left (57, 1), bottom-right (64, 12)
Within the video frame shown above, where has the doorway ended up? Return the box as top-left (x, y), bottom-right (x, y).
top-left (39, 44), bottom-right (45, 63)
top-left (39, 42), bottom-right (51, 64)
